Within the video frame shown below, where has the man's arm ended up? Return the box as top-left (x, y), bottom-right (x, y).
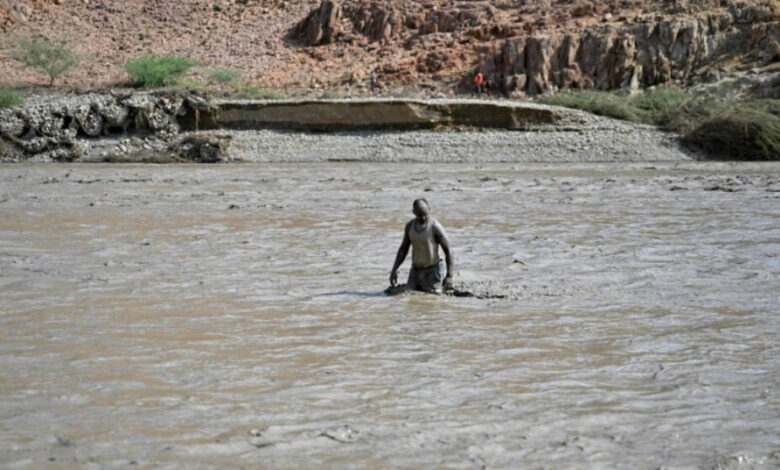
top-left (390, 222), bottom-right (412, 286)
top-left (434, 221), bottom-right (455, 289)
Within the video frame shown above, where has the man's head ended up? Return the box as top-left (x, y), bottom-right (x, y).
top-left (412, 198), bottom-right (430, 223)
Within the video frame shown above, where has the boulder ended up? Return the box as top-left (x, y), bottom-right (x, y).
top-left (290, 0), bottom-right (341, 45)
top-left (39, 114), bottom-right (65, 137)
top-left (98, 101), bottom-right (130, 130)
top-left (0, 139), bottom-right (24, 162)
top-left (173, 133), bottom-right (232, 163)
top-left (418, 4), bottom-right (493, 35)
top-left (0, 112), bottom-right (27, 137)
top-left (79, 109), bottom-right (104, 137)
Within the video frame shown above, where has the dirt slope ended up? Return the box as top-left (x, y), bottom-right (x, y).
top-left (0, 0), bottom-right (778, 95)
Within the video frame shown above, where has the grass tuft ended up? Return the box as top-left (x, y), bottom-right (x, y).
top-left (540, 90), bottom-right (645, 122)
top-left (233, 84), bottom-right (286, 100)
top-left (124, 54), bottom-right (197, 88)
top-left (632, 87), bottom-right (691, 113)
top-left (207, 67), bottom-right (242, 86)
top-left (0, 87), bottom-right (24, 108)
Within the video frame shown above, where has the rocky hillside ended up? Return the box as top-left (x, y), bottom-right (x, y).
top-left (0, 0), bottom-right (778, 96)
top-left (291, 0), bottom-right (780, 96)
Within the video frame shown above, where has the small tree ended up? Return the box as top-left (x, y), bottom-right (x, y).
top-left (10, 35), bottom-right (79, 86)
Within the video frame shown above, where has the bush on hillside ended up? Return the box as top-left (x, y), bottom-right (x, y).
top-left (540, 90), bottom-right (646, 123)
top-left (684, 108), bottom-right (780, 160)
top-left (124, 54), bottom-right (197, 88)
top-left (632, 87), bottom-right (691, 113)
top-left (542, 87), bottom-right (779, 160)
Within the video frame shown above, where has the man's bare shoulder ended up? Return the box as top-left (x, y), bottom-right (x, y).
top-left (432, 219), bottom-right (450, 239)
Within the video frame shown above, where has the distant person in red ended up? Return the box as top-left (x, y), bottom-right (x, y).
top-left (474, 71), bottom-right (485, 95)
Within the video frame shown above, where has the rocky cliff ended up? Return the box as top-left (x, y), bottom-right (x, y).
top-left (483, 3), bottom-right (779, 95)
top-left (292, 0), bottom-right (779, 95)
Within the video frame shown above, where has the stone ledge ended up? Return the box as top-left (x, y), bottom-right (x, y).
top-left (183, 99), bottom-right (565, 132)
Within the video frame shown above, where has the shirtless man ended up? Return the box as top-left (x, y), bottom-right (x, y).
top-left (389, 199), bottom-right (455, 293)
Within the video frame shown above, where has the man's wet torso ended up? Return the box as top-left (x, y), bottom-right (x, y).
top-left (409, 218), bottom-right (440, 268)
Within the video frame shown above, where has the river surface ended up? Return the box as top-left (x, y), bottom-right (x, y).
top-left (1, 162), bottom-right (779, 469)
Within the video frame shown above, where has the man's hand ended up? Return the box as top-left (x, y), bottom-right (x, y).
top-left (443, 275), bottom-right (453, 290)
top-left (390, 270), bottom-right (398, 287)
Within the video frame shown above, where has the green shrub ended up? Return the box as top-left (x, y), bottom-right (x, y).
top-left (207, 67), bottom-right (242, 85)
top-left (541, 90), bottom-right (646, 123)
top-left (684, 108), bottom-right (780, 160)
top-left (0, 87), bottom-right (24, 108)
top-left (542, 88), bottom-right (780, 160)
top-left (542, 87), bottom-right (692, 125)
top-left (10, 35), bottom-right (79, 86)
top-left (124, 54), bottom-right (197, 88)
top-left (631, 87), bottom-right (691, 113)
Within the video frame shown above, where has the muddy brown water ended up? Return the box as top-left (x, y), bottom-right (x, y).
top-left (1, 162), bottom-right (779, 469)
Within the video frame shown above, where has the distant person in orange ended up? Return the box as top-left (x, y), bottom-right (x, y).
top-left (474, 71), bottom-right (485, 95)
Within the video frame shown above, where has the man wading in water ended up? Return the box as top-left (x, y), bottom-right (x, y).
top-left (389, 199), bottom-right (454, 294)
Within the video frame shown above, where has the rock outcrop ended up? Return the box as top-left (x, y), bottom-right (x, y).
top-left (291, 0), bottom-right (779, 96)
top-left (476, 3), bottom-right (780, 96)
top-left (341, 2), bottom-right (405, 43)
top-left (0, 92), bottom-right (196, 162)
top-left (173, 133), bottom-right (232, 163)
top-left (291, 0), bottom-right (407, 45)
top-left (290, 0), bottom-right (341, 46)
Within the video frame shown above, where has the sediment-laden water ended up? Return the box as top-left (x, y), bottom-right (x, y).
top-left (1, 162), bottom-right (779, 469)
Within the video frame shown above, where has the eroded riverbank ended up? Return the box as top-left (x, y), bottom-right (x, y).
top-left (1, 94), bottom-right (700, 163)
top-left (1, 162), bottom-right (779, 469)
